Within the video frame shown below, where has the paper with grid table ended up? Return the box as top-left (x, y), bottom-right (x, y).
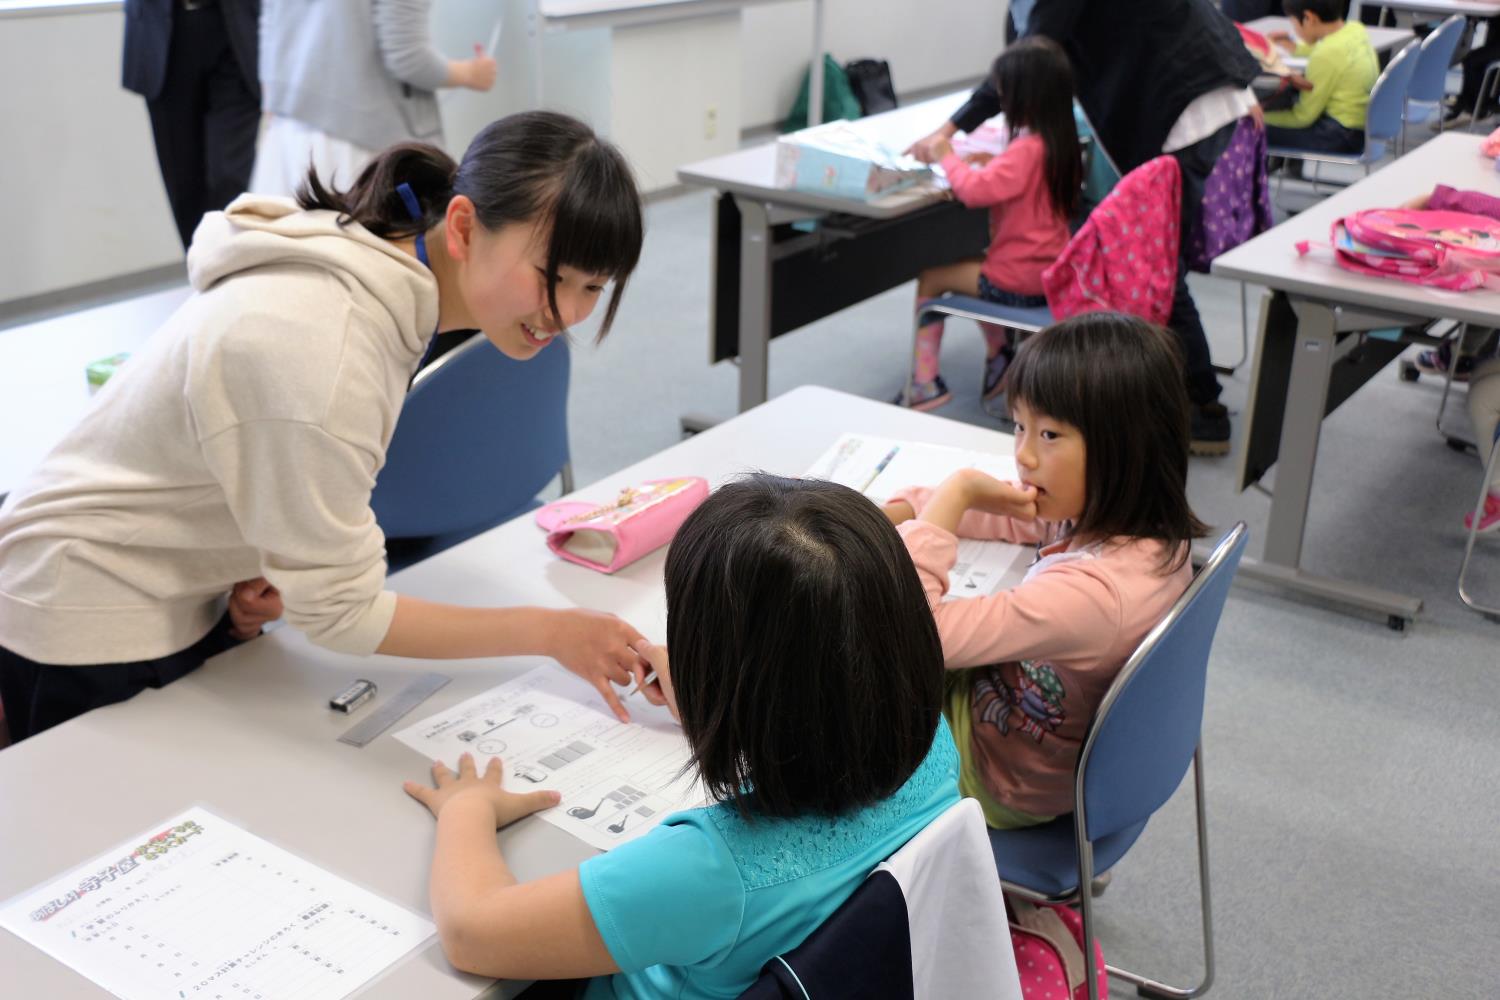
top-left (0, 806), bottom-right (433, 1000)
top-left (395, 665), bottom-right (707, 852)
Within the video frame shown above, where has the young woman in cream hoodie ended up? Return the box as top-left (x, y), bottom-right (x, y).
top-left (0, 111), bottom-right (646, 741)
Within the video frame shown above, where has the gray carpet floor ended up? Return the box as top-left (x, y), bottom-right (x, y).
top-left (564, 178), bottom-right (1500, 997)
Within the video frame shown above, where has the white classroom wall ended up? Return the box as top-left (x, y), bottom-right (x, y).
top-left (0, 0), bottom-right (1006, 306)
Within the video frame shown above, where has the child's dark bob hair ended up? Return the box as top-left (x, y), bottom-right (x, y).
top-left (297, 110), bottom-right (643, 339)
top-left (664, 474), bottom-right (945, 819)
top-left (1005, 312), bottom-right (1209, 570)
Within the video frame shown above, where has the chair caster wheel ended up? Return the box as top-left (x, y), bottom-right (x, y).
top-left (1387, 615), bottom-right (1407, 632)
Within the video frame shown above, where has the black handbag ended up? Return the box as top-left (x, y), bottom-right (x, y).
top-left (844, 58), bottom-right (898, 117)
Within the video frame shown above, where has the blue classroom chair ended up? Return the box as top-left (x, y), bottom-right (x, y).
top-left (1269, 39), bottom-right (1421, 199)
top-left (903, 295), bottom-right (1054, 417)
top-left (370, 335), bottom-right (573, 571)
top-left (989, 522), bottom-right (1249, 1000)
top-left (1403, 15), bottom-right (1466, 146)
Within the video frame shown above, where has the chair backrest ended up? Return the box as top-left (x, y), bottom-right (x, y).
top-left (370, 336), bottom-right (570, 539)
top-left (1075, 523), bottom-right (1248, 841)
top-left (1364, 40), bottom-right (1424, 159)
top-left (1408, 15), bottom-right (1467, 107)
top-left (738, 799), bottom-right (1020, 1000)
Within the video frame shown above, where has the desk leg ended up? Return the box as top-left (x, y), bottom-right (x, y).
top-left (1234, 298), bottom-right (1423, 628)
top-left (736, 197), bottom-right (772, 412)
top-left (1262, 301), bottom-right (1336, 569)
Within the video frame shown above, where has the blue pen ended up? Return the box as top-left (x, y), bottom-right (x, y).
top-left (859, 446), bottom-right (900, 493)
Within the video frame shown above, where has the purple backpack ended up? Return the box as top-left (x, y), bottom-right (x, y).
top-left (1187, 116), bottom-right (1273, 273)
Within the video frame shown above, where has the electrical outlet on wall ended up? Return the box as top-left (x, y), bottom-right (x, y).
top-left (704, 106), bottom-right (718, 140)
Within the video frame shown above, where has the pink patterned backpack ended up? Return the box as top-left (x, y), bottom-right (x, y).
top-left (1296, 207), bottom-right (1500, 291)
top-left (1042, 156), bottom-right (1181, 326)
top-left (1008, 897), bottom-right (1109, 1000)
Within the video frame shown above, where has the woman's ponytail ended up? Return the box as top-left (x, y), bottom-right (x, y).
top-left (296, 143), bottom-right (458, 239)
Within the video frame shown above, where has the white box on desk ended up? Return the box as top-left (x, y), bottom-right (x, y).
top-left (773, 120), bottom-right (932, 202)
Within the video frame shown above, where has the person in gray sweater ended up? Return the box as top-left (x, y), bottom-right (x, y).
top-left (252, 0), bottom-right (497, 194)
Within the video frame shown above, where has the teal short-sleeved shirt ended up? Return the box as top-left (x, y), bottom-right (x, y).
top-left (577, 718), bottom-right (961, 1000)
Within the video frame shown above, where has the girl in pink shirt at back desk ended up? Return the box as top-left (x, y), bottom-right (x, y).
top-left (886, 313), bottom-right (1209, 828)
top-left (895, 37), bottom-right (1081, 412)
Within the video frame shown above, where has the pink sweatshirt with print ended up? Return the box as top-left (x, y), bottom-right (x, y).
top-left (893, 486), bottom-right (1191, 817)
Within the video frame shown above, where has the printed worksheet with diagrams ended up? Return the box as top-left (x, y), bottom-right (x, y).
top-left (805, 433), bottom-right (1034, 598)
top-left (395, 666), bottom-right (706, 851)
top-left (0, 807), bottom-right (433, 1000)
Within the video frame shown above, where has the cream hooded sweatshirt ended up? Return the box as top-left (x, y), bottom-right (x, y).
top-left (0, 196), bottom-right (438, 664)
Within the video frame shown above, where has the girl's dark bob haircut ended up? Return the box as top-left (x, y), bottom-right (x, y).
top-left (663, 474), bottom-right (945, 820)
top-left (298, 110), bottom-right (644, 339)
top-left (1005, 312), bottom-right (1209, 570)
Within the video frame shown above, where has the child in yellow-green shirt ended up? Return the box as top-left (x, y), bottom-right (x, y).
top-left (1264, 0), bottom-right (1379, 153)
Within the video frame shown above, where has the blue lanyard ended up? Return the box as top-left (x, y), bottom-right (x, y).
top-left (396, 182), bottom-right (439, 369)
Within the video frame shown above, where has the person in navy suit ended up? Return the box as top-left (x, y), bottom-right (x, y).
top-left (122, 0), bottom-right (261, 249)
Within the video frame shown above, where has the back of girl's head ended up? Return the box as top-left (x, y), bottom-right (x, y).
top-left (663, 474), bottom-right (944, 820)
top-left (297, 111), bottom-right (643, 337)
top-left (1005, 312), bottom-right (1208, 569)
top-left (992, 37), bottom-right (1081, 220)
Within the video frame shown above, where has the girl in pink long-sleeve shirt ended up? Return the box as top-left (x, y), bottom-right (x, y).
top-left (886, 314), bottom-right (1209, 828)
top-left (895, 37), bottom-right (1081, 412)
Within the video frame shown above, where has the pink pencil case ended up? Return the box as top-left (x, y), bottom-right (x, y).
top-left (534, 477), bottom-right (709, 574)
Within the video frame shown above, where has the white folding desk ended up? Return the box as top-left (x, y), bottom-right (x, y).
top-left (677, 92), bottom-right (989, 414)
top-left (1212, 133), bottom-right (1500, 627)
top-left (0, 385), bottom-right (1019, 999)
top-left (1353, 0), bottom-right (1500, 19)
top-left (1245, 16), bottom-right (1415, 71)
top-left (0, 286), bottom-right (191, 499)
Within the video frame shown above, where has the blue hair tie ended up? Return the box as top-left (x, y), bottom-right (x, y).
top-left (395, 182), bottom-right (431, 269)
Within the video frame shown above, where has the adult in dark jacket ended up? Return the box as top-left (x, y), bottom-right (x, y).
top-left (123, 0), bottom-right (261, 250)
top-left (910, 0), bottom-right (1261, 455)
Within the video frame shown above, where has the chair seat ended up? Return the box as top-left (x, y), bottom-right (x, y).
top-left (988, 815), bottom-right (1150, 898)
top-left (1265, 145), bottom-right (1371, 167)
top-left (919, 294), bottom-right (1055, 333)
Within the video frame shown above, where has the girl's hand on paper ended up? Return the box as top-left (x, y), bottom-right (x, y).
top-left (404, 753), bottom-right (560, 828)
top-left (546, 609), bottom-right (650, 723)
top-left (227, 577), bottom-right (282, 640)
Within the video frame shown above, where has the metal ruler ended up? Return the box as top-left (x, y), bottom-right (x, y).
top-left (337, 672), bottom-right (450, 748)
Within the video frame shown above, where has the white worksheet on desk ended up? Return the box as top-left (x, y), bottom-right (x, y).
top-left (395, 666), bottom-right (706, 852)
top-left (0, 807), bottom-right (433, 1000)
top-left (805, 433), bottom-right (1034, 597)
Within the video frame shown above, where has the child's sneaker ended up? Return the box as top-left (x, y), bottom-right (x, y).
top-left (982, 348), bottom-right (1014, 403)
top-left (1414, 343), bottom-right (1476, 382)
top-left (893, 376), bottom-right (952, 412)
top-left (1465, 493), bottom-right (1500, 534)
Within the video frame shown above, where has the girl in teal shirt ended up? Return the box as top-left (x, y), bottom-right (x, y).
top-left (403, 475), bottom-right (961, 998)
